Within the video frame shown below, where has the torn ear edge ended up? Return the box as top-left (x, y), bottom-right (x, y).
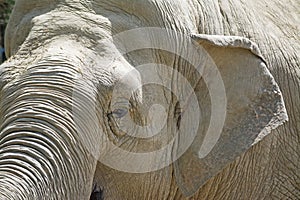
top-left (191, 34), bottom-right (266, 62)
top-left (190, 33), bottom-right (288, 130)
top-left (174, 33), bottom-right (288, 197)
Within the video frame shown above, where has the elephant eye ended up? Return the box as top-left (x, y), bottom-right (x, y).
top-left (111, 108), bottom-right (128, 118)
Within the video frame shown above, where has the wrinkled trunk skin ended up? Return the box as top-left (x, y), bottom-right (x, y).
top-left (0, 1), bottom-right (113, 199)
top-left (1, 0), bottom-right (299, 199)
top-left (0, 52), bottom-right (97, 199)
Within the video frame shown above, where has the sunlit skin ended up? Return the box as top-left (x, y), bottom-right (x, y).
top-left (0, 0), bottom-right (298, 199)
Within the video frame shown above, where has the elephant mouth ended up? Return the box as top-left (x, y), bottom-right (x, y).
top-left (90, 184), bottom-right (104, 200)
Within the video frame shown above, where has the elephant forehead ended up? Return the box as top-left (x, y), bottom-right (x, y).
top-left (92, 0), bottom-right (189, 14)
top-left (92, 0), bottom-right (194, 28)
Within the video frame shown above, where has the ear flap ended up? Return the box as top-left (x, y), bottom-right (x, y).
top-left (174, 34), bottom-right (288, 196)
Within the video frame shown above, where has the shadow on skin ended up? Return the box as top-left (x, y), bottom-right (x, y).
top-left (90, 184), bottom-right (104, 200)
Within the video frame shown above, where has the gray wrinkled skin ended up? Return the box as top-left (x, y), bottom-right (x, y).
top-left (0, 0), bottom-right (299, 199)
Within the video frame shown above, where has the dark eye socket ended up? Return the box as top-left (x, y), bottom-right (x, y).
top-left (111, 108), bottom-right (128, 118)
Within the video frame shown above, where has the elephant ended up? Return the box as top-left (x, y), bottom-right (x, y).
top-left (0, 0), bottom-right (299, 199)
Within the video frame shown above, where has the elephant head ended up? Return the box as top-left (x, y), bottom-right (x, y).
top-left (0, 0), bottom-right (288, 199)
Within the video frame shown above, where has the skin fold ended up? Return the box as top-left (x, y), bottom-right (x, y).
top-left (0, 0), bottom-right (299, 199)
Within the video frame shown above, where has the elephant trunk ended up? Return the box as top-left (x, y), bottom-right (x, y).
top-left (0, 57), bottom-right (98, 199)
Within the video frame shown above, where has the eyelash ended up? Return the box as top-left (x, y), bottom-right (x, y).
top-left (111, 108), bottom-right (128, 118)
top-left (107, 99), bottom-right (133, 118)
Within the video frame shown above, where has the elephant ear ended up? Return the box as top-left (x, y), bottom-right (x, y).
top-left (174, 34), bottom-right (288, 196)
